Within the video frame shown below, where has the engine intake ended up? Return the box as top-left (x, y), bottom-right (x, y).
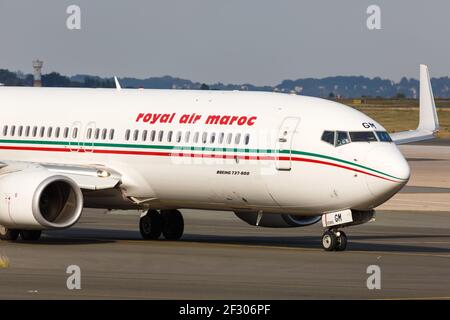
top-left (33, 176), bottom-right (83, 228)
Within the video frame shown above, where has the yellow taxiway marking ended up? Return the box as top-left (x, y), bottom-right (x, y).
top-left (0, 255), bottom-right (10, 268)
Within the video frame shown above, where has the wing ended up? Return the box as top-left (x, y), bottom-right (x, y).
top-left (0, 161), bottom-right (121, 190)
top-left (390, 64), bottom-right (440, 145)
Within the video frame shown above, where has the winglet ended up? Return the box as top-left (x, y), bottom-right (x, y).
top-left (114, 76), bottom-right (122, 91)
top-left (390, 65), bottom-right (440, 144)
top-left (418, 64), bottom-right (439, 132)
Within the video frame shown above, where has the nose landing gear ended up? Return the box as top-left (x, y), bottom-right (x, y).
top-left (321, 229), bottom-right (347, 251)
top-left (320, 209), bottom-right (372, 252)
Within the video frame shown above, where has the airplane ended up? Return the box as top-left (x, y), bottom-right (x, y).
top-left (0, 65), bottom-right (439, 251)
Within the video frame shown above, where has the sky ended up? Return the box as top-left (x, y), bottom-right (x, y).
top-left (0, 0), bottom-right (449, 85)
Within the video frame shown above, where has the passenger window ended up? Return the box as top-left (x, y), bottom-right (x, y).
top-left (193, 132), bottom-right (199, 143)
top-left (94, 128), bottom-right (100, 140)
top-left (142, 130), bottom-right (148, 141)
top-left (47, 127), bottom-right (52, 138)
top-left (133, 130), bottom-right (139, 141)
top-left (150, 130), bottom-right (156, 142)
top-left (25, 126), bottom-right (30, 137)
top-left (158, 130), bottom-right (164, 142)
top-left (11, 125), bottom-right (16, 136)
top-left (125, 129), bottom-right (130, 141)
top-left (39, 127), bottom-right (45, 138)
top-left (218, 132), bottom-right (224, 144)
top-left (55, 127), bottom-right (60, 138)
top-left (167, 131), bottom-right (173, 142)
top-left (176, 131), bottom-right (182, 143)
top-left (244, 134), bottom-right (250, 145)
top-left (226, 133), bottom-right (232, 144)
top-left (33, 126), bottom-right (38, 137)
top-left (235, 133), bottom-right (241, 145)
top-left (101, 128), bottom-right (107, 140)
top-left (2, 125), bottom-right (7, 136)
top-left (210, 132), bottom-right (216, 144)
top-left (321, 131), bottom-right (335, 145)
top-left (336, 131), bottom-right (350, 146)
top-left (72, 127), bottom-right (78, 139)
top-left (86, 128), bottom-right (92, 139)
top-left (185, 131), bottom-right (191, 143)
top-left (109, 129), bottom-right (115, 140)
top-left (63, 127), bottom-right (69, 138)
top-left (18, 126), bottom-right (23, 137)
top-left (202, 132), bottom-right (208, 144)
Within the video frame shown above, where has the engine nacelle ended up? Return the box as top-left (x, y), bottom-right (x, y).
top-left (0, 168), bottom-right (83, 230)
top-left (235, 211), bottom-right (321, 228)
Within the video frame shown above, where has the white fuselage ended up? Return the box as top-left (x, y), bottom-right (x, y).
top-left (0, 87), bottom-right (410, 216)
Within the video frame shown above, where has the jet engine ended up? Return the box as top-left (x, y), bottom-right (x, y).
top-left (235, 211), bottom-right (321, 228)
top-left (0, 168), bottom-right (83, 230)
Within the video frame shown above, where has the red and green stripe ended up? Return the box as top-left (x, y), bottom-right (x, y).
top-left (0, 139), bottom-right (405, 183)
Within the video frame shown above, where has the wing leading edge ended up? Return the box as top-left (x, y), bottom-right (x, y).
top-left (0, 161), bottom-right (121, 190)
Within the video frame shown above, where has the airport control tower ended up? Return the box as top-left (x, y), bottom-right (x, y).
top-left (32, 59), bottom-right (44, 87)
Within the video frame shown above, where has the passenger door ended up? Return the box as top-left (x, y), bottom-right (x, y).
top-left (275, 117), bottom-right (301, 171)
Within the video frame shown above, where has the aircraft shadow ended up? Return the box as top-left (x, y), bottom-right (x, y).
top-left (182, 233), bottom-right (450, 254)
top-left (18, 237), bottom-right (115, 245)
top-left (28, 227), bottom-right (450, 254)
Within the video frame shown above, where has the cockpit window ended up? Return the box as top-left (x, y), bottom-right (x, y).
top-left (321, 131), bottom-right (335, 145)
top-left (375, 131), bottom-right (393, 142)
top-left (336, 131), bottom-right (350, 146)
top-left (349, 131), bottom-right (378, 142)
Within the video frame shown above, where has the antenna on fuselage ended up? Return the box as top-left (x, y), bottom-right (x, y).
top-left (114, 76), bottom-right (122, 91)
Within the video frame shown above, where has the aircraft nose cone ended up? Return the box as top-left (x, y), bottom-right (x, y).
top-left (365, 145), bottom-right (410, 202)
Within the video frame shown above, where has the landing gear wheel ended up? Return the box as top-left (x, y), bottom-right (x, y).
top-left (20, 230), bottom-right (42, 241)
top-left (322, 230), bottom-right (337, 251)
top-left (139, 210), bottom-right (163, 240)
top-left (336, 231), bottom-right (347, 251)
top-left (161, 209), bottom-right (184, 241)
top-left (0, 225), bottom-right (19, 241)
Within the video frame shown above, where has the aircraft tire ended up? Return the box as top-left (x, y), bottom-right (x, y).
top-left (0, 225), bottom-right (19, 241)
top-left (139, 210), bottom-right (162, 240)
top-left (322, 230), bottom-right (337, 251)
top-left (335, 231), bottom-right (347, 251)
top-left (161, 209), bottom-right (184, 241)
